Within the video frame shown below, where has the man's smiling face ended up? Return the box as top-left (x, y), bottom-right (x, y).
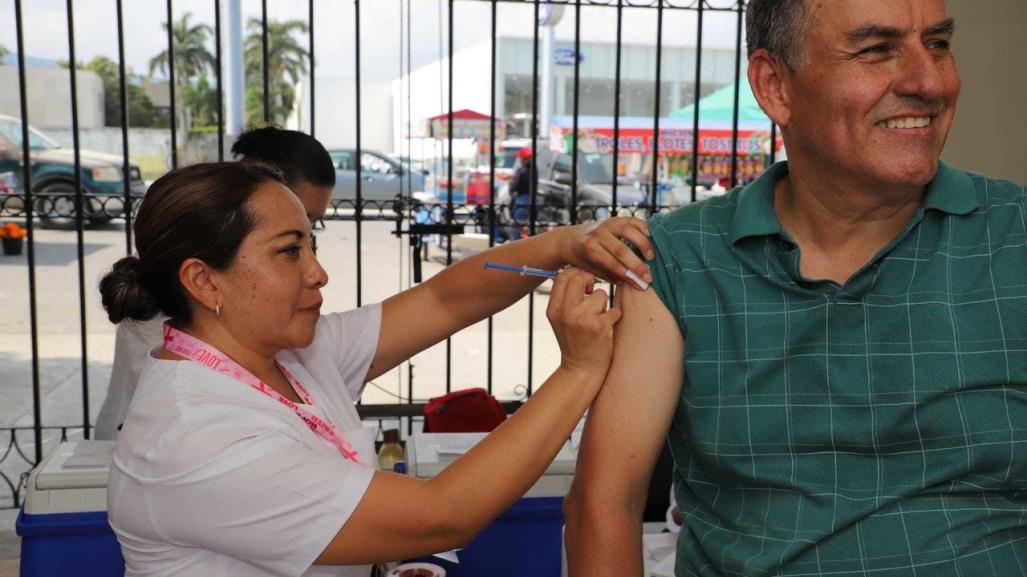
top-left (782, 0), bottom-right (961, 190)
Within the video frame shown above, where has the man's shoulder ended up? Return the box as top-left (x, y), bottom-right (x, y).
top-left (649, 190), bottom-right (741, 240)
top-left (962, 169), bottom-right (1026, 205)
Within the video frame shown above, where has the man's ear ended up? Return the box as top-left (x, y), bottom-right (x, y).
top-left (178, 257), bottom-right (221, 314)
top-left (748, 49), bottom-right (792, 128)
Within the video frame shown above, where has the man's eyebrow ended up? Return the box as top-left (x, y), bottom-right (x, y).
top-left (846, 25), bottom-right (903, 45)
top-left (845, 18), bottom-right (955, 46)
top-left (924, 18), bottom-right (956, 37)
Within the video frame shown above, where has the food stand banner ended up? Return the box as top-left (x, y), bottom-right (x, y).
top-left (552, 127), bottom-right (777, 156)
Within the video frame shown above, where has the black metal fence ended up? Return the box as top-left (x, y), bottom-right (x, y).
top-left (1, 0), bottom-right (767, 510)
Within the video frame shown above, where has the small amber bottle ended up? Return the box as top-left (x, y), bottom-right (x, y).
top-left (377, 428), bottom-right (406, 472)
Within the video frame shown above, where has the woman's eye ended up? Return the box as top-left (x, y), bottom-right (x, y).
top-left (281, 246), bottom-right (302, 257)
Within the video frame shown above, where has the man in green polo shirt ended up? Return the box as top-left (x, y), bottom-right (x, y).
top-left (564, 0), bottom-right (1027, 575)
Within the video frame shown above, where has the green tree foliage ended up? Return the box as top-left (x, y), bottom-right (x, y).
top-left (244, 18), bottom-right (309, 127)
top-left (182, 73), bottom-right (218, 130)
top-left (60, 56), bottom-right (161, 128)
top-left (150, 13), bottom-right (216, 134)
top-left (0, 44), bottom-right (10, 63)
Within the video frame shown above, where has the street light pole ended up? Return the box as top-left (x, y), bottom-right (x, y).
top-left (538, 5), bottom-right (564, 142)
top-left (226, 0), bottom-right (244, 138)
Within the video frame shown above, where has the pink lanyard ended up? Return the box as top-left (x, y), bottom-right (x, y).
top-left (162, 324), bottom-right (363, 464)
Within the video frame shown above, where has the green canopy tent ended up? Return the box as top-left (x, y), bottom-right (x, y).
top-left (670, 76), bottom-right (771, 124)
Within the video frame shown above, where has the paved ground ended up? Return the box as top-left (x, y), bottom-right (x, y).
top-left (0, 218), bottom-right (576, 539)
top-left (0, 530), bottom-right (16, 562)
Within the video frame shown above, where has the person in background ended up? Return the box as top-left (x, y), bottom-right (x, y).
top-left (99, 160), bottom-right (649, 576)
top-left (95, 127), bottom-right (337, 440)
top-left (565, 0), bottom-right (1027, 575)
top-left (509, 146), bottom-right (537, 229)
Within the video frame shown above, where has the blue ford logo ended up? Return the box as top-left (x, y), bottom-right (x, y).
top-left (554, 49), bottom-right (583, 66)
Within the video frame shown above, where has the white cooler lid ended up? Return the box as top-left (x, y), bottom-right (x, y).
top-left (23, 441), bottom-right (114, 514)
top-left (408, 432), bottom-right (577, 498)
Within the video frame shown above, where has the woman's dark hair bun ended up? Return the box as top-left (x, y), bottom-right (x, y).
top-left (100, 256), bottom-right (159, 323)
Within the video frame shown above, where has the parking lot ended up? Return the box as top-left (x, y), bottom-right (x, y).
top-left (0, 217), bottom-right (569, 415)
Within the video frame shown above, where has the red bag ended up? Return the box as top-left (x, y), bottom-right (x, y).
top-left (423, 388), bottom-right (508, 433)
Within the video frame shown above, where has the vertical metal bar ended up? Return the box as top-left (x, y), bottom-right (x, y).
top-left (527, 0), bottom-right (540, 396)
top-left (215, 0), bottom-right (225, 161)
top-left (354, 0), bottom-right (363, 308)
top-left (609, 0), bottom-right (624, 308)
top-left (689, 0), bottom-right (703, 203)
top-left (397, 1), bottom-right (405, 408)
top-left (405, 0), bottom-right (412, 415)
top-left (309, 0), bottom-right (315, 137)
top-left (66, 0), bottom-right (91, 440)
top-left (649, 0), bottom-right (663, 214)
top-left (406, 0), bottom-right (412, 202)
top-left (444, 0), bottom-right (454, 393)
top-left (166, 0), bottom-right (178, 168)
top-left (261, 0), bottom-right (270, 124)
top-left (529, 0), bottom-right (539, 239)
top-left (769, 121), bottom-right (777, 165)
top-left (116, 0), bottom-right (132, 253)
top-left (398, 1), bottom-right (403, 200)
top-left (486, 0), bottom-right (497, 394)
top-left (611, 0), bottom-right (622, 212)
top-left (569, 0), bottom-right (580, 225)
top-left (729, 0), bottom-right (743, 188)
top-left (14, 0), bottom-right (44, 464)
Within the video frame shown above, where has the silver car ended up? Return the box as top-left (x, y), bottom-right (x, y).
top-left (328, 149), bottom-right (426, 203)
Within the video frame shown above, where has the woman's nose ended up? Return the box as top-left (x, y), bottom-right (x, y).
top-left (307, 254), bottom-right (329, 288)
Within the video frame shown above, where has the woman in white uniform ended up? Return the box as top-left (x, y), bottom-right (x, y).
top-left (98, 161), bottom-right (653, 576)
top-left (95, 126), bottom-right (340, 440)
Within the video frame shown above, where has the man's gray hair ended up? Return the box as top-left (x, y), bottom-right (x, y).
top-left (746, 0), bottom-right (810, 71)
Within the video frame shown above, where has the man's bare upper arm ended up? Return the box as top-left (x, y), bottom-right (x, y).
top-left (575, 285), bottom-right (685, 507)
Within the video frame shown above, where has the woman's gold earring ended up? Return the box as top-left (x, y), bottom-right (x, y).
top-left (215, 304), bottom-right (221, 317)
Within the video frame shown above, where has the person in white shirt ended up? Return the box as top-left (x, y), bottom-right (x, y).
top-left (95, 127), bottom-right (342, 440)
top-left (98, 160), bottom-right (654, 576)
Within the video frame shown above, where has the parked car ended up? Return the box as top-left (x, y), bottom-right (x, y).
top-left (497, 151), bottom-right (649, 224)
top-left (0, 115), bottom-right (146, 225)
top-left (328, 149), bottom-right (427, 203)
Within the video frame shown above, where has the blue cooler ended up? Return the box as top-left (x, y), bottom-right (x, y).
top-left (16, 441), bottom-right (124, 577)
top-left (407, 432), bottom-right (577, 577)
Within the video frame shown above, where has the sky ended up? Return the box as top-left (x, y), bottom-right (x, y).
top-left (1, 0), bottom-right (743, 83)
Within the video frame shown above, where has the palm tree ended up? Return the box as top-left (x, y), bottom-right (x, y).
top-left (244, 18), bottom-right (309, 126)
top-left (149, 13), bottom-right (215, 135)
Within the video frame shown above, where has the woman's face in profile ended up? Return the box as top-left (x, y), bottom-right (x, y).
top-left (215, 181), bottom-right (329, 352)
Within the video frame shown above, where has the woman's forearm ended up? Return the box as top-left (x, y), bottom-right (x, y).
top-left (428, 365), bottom-right (601, 542)
top-left (422, 226), bottom-right (574, 326)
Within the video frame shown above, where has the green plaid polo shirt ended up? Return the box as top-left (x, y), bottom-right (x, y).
top-left (647, 161), bottom-right (1027, 577)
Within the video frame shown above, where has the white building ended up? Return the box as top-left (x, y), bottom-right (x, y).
top-left (393, 37), bottom-right (739, 145)
top-left (0, 66), bottom-right (105, 129)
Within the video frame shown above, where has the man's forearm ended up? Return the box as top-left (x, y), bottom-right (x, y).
top-left (565, 494), bottom-right (646, 577)
top-left (563, 286), bottom-right (685, 577)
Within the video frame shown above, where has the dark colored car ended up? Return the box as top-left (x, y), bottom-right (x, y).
top-left (539, 152), bottom-right (650, 222)
top-left (0, 115), bottom-right (146, 225)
